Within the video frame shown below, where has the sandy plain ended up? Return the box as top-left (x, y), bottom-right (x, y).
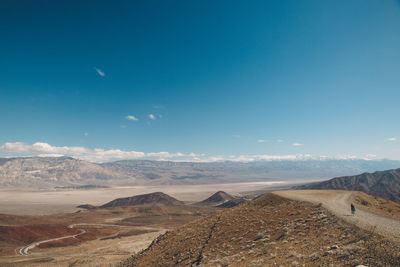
top-left (0, 180), bottom-right (318, 215)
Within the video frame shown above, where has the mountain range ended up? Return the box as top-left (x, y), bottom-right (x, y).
top-left (298, 168), bottom-right (400, 203)
top-left (0, 156), bottom-right (399, 189)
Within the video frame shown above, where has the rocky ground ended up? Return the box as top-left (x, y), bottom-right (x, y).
top-left (0, 204), bottom-right (215, 266)
top-left (121, 193), bottom-right (400, 266)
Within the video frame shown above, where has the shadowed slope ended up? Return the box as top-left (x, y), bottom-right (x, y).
top-left (298, 168), bottom-right (400, 203)
top-left (195, 191), bottom-right (236, 206)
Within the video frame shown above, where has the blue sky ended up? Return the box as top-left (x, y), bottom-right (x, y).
top-left (1, 0), bottom-right (400, 162)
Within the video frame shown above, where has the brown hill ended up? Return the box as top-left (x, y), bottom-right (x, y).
top-left (195, 191), bottom-right (236, 206)
top-left (121, 193), bottom-right (400, 266)
top-left (100, 192), bottom-right (184, 208)
top-left (298, 168), bottom-right (400, 203)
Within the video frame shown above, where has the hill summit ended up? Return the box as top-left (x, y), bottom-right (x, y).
top-left (195, 191), bottom-right (236, 206)
top-left (100, 192), bottom-right (184, 208)
top-left (121, 193), bottom-right (400, 266)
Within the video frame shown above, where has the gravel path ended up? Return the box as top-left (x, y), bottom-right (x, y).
top-left (274, 190), bottom-right (400, 243)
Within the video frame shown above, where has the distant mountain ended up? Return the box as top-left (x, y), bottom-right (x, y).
top-left (99, 192), bottom-right (184, 208)
top-left (298, 168), bottom-right (400, 203)
top-left (0, 157), bottom-right (125, 189)
top-left (195, 191), bottom-right (237, 206)
top-left (0, 156), bottom-right (399, 189)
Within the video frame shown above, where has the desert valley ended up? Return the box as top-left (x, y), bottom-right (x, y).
top-left (2, 1), bottom-right (400, 266)
top-left (0, 157), bottom-right (400, 266)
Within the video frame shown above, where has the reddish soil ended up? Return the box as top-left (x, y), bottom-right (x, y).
top-left (0, 204), bottom-right (214, 257)
top-left (0, 225), bottom-right (79, 256)
top-left (36, 226), bottom-right (118, 249)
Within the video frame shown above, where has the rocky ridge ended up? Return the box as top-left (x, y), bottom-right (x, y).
top-left (298, 168), bottom-right (400, 203)
top-left (121, 193), bottom-right (400, 266)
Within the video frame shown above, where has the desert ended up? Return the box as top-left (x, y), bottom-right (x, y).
top-left (2, 0), bottom-right (400, 265)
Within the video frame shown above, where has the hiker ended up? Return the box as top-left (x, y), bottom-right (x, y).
top-left (351, 203), bottom-right (356, 215)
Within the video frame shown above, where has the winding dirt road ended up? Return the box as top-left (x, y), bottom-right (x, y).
top-left (274, 190), bottom-right (400, 242)
top-left (18, 223), bottom-right (150, 256)
top-left (19, 228), bottom-right (86, 256)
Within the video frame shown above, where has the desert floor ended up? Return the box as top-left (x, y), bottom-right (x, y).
top-left (0, 180), bottom-right (317, 215)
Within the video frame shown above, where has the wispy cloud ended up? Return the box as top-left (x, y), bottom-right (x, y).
top-left (94, 67), bottom-right (105, 77)
top-left (149, 114), bottom-right (156, 120)
top-left (125, 115), bottom-right (139, 121)
top-left (277, 139), bottom-right (284, 143)
top-left (84, 132), bottom-right (89, 137)
top-left (292, 143), bottom-right (303, 147)
top-left (388, 137), bottom-right (397, 142)
top-left (257, 139), bottom-right (267, 143)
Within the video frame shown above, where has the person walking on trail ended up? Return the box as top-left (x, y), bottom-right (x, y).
top-left (351, 203), bottom-right (356, 215)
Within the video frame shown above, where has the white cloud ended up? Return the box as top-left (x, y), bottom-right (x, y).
top-left (1, 142), bottom-right (89, 155)
top-left (38, 153), bottom-right (65, 157)
top-left (94, 67), bottom-right (105, 77)
top-left (149, 114), bottom-right (156, 120)
top-left (174, 154), bottom-right (362, 163)
top-left (0, 142), bottom-right (201, 163)
top-left (226, 154), bottom-right (316, 162)
top-left (292, 143), bottom-right (303, 147)
top-left (147, 152), bottom-right (184, 158)
top-left (333, 154), bottom-right (358, 160)
top-left (388, 137), bottom-right (397, 142)
top-left (125, 115), bottom-right (139, 121)
top-left (277, 139), bottom-right (284, 143)
top-left (257, 139), bottom-right (267, 143)
top-left (84, 132), bottom-right (89, 136)
top-left (0, 142), bottom-right (381, 163)
top-left (363, 154), bottom-right (377, 160)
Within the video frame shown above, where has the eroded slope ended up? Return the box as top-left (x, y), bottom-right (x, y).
top-left (122, 193), bottom-right (400, 266)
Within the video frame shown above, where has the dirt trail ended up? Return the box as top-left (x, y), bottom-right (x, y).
top-left (19, 223), bottom-right (150, 256)
top-left (19, 229), bottom-right (86, 256)
top-left (274, 190), bottom-right (400, 242)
